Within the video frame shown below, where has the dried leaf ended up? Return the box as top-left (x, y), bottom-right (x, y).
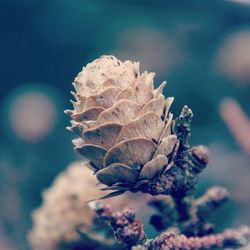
top-left (139, 154), bottom-right (168, 180)
top-left (94, 190), bottom-right (126, 200)
top-left (115, 87), bottom-right (138, 103)
top-left (72, 138), bottom-right (84, 147)
top-left (85, 86), bottom-right (122, 109)
top-left (164, 97), bottom-right (174, 122)
top-left (104, 138), bottom-right (157, 168)
top-left (70, 99), bottom-right (84, 113)
top-left (116, 112), bottom-right (164, 143)
top-left (82, 121), bottom-right (97, 129)
top-left (96, 163), bottom-right (138, 185)
top-left (154, 135), bottom-right (177, 157)
top-left (72, 107), bottom-right (105, 122)
top-left (154, 81), bottom-right (167, 97)
top-left (138, 94), bottom-right (165, 117)
top-left (159, 113), bottom-right (173, 142)
top-left (84, 123), bottom-right (122, 149)
top-left (75, 144), bottom-right (107, 169)
top-left (97, 100), bottom-right (141, 125)
top-left (134, 72), bottom-right (154, 104)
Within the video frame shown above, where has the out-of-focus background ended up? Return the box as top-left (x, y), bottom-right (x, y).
top-left (0, 0), bottom-right (250, 249)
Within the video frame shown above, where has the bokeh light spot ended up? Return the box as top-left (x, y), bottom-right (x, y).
top-left (2, 84), bottom-right (59, 143)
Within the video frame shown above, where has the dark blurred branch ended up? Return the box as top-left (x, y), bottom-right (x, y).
top-left (148, 197), bottom-right (177, 231)
top-left (148, 186), bottom-right (230, 238)
top-left (91, 203), bottom-right (250, 250)
top-left (90, 202), bottom-right (147, 249)
top-left (150, 226), bottom-right (250, 250)
top-left (181, 186), bottom-right (229, 237)
top-left (195, 186), bottom-right (229, 220)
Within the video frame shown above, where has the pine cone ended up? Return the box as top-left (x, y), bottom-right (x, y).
top-left (66, 56), bottom-right (178, 193)
top-left (28, 161), bottom-right (143, 250)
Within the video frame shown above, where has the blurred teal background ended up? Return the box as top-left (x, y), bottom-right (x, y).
top-left (0, 0), bottom-right (250, 249)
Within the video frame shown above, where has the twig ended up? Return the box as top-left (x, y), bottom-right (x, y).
top-left (91, 203), bottom-right (250, 250)
top-left (150, 226), bottom-right (250, 250)
top-left (90, 202), bottom-right (147, 249)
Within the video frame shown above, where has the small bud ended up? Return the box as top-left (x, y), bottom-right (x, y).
top-left (193, 145), bottom-right (210, 164)
top-left (190, 145), bottom-right (210, 173)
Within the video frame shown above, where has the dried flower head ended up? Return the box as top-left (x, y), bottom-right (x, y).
top-left (66, 55), bottom-right (181, 194)
top-left (28, 161), bottom-right (142, 250)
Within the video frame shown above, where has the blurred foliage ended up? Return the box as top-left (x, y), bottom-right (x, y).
top-left (0, 0), bottom-right (250, 249)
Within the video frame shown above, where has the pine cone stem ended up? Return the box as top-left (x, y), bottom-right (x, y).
top-left (143, 163), bottom-right (199, 197)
